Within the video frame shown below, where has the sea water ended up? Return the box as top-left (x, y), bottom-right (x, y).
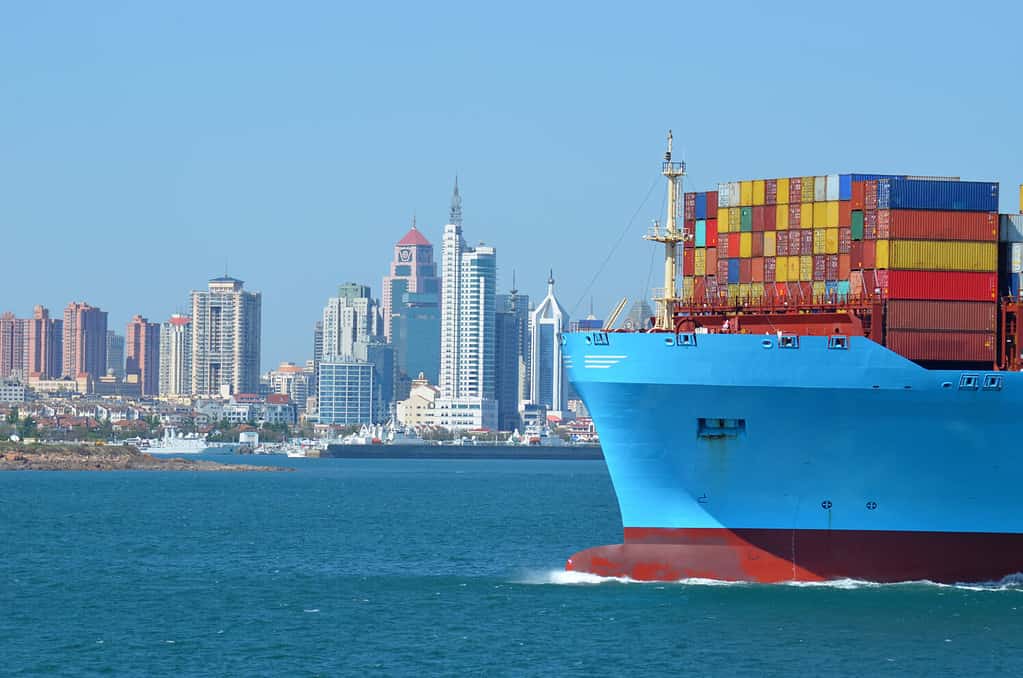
top-left (1, 457), bottom-right (1021, 676)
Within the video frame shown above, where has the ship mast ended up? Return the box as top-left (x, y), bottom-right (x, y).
top-left (645, 130), bottom-right (687, 330)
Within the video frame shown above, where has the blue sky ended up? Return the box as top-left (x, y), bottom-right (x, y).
top-left (1, 1), bottom-right (1020, 366)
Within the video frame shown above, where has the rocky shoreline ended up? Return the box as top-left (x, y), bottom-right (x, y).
top-left (0, 443), bottom-right (289, 472)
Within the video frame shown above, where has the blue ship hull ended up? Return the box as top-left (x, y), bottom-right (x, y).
top-left (563, 331), bottom-right (1023, 582)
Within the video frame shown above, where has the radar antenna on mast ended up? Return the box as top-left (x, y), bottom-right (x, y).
top-left (643, 130), bottom-right (687, 330)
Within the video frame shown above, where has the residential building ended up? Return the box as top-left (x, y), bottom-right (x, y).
top-left (267, 361), bottom-right (312, 410)
top-left (0, 312), bottom-right (27, 380)
top-left (436, 180), bottom-right (498, 430)
top-left (62, 302), bottom-right (108, 380)
top-left (159, 314), bottom-right (192, 398)
top-left (126, 315), bottom-right (160, 397)
top-left (528, 272), bottom-right (568, 417)
top-left (321, 283), bottom-right (381, 360)
top-left (26, 306), bottom-right (62, 379)
top-left (190, 276), bottom-right (262, 396)
top-left (0, 381), bottom-right (27, 403)
top-left (106, 331), bottom-right (125, 379)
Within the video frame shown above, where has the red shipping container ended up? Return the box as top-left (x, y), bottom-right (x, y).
top-left (765, 179), bottom-right (777, 205)
top-left (706, 247), bottom-right (718, 275)
top-left (887, 300), bottom-right (996, 332)
top-left (839, 254), bottom-right (850, 280)
top-left (685, 192), bottom-right (697, 220)
top-left (765, 256), bottom-right (776, 283)
top-left (683, 248), bottom-right (695, 276)
top-left (801, 230), bottom-right (814, 255)
top-left (752, 232), bottom-right (764, 258)
top-left (861, 240), bottom-right (876, 268)
top-left (739, 258), bottom-right (752, 283)
top-left (838, 227), bottom-right (852, 254)
top-left (864, 180), bottom-right (878, 210)
top-left (685, 219), bottom-right (697, 242)
top-left (751, 257), bottom-right (765, 282)
top-left (813, 255), bottom-right (826, 281)
top-left (764, 203), bottom-right (777, 231)
top-left (706, 191), bottom-right (719, 219)
top-left (839, 201), bottom-right (852, 228)
top-left (788, 204), bottom-right (801, 228)
top-left (877, 210), bottom-right (890, 239)
top-left (789, 177), bottom-right (802, 204)
top-left (864, 270), bottom-right (879, 295)
top-left (707, 220), bottom-right (719, 247)
top-left (886, 330), bottom-right (995, 363)
top-left (886, 271), bottom-right (998, 302)
top-left (826, 254), bottom-right (839, 280)
top-left (797, 282), bottom-right (813, 301)
top-left (851, 181), bottom-right (865, 210)
top-left (717, 259), bottom-right (729, 280)
top-left (850, 241), bottom-right (863, 268)
top-left (752, 205), bottom-right (765, 231)
top-left (776, 231), bottom-right (790, 257)
top-left (883, 210), bottom-right (998, 242)
top-left (728, 232), bottom-right (740, 256)
top-left (864, 210), bottom-right (877, 240)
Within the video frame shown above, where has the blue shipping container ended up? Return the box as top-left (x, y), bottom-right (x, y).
top-left (839, 174), bottom-right (852, 201)
top-left (880, 178), bottom-right (999, 212)
top-left (837, 280), bottom-right (850, 296)
top-left (825, 281), bottom-right (839, 295)
top-left (695, 219), bottom-right (706, 247)
top-left (695, 192), bottom-right (707, 220)
top-left (728, 258), bottom-right (740, 284)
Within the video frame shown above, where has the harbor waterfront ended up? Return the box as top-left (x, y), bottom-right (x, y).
top-left (1, 456), bottom-right (1021, 676)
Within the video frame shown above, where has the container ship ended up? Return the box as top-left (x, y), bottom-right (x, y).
top-left (563, 132), bottom-right (1023, 583)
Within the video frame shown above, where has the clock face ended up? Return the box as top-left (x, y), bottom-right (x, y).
top-left (398, 248), bottom-right (413, 262)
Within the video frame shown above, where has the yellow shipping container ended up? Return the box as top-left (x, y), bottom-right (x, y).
top-left (740, 181), bottom-right (753, 206)
top-left (799, 255), bottom-right (813, 281)
top-left (801, 176), bottom-right (815, 202)
top-left (738, 283), bottom-right (751, 299)
top-left (776, 203), bottom-right (789, 230)
top-left (694, 248), bottom-right (706, 276)
top-left (801, 203), bottom-right (814, 228)
top-left (776, 255), bottom-right (788, 282)
top-left (718, 208), bottom-right (730, 233)
top-left (787, 256), bottom-right (800, 281)
top-left (813, 228), bottom-right (826, 254)
top-left (776, 177), bottom-right (790, 205)
top-left (729, 207), bottom-right (741, 232)
top-left (826, 201), bottom-right (840, 228)
top-left (813, 201), bottom-right (828, 228)
top-left (751, 282), bottom-right (765, 300)
top-left (825, 228), bottom-right (839, 254)
top-left (876, 239), bottom-right (888, 269)
top-left (683, 276), bottom-right (695, 298)
top-left (753, 179), bottom-right (765, 206)
top-left (764, 231), bottom-right (777, 257)
top-left (812, 281), bottom-right (826, 298)
top-left (728, 283), bottom-right (740, 301)
top-left (740, 232), bottom-right (752, 258)
top-left (888, 240), bottom-right (997, 272)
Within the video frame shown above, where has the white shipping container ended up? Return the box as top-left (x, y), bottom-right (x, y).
top-left (814, 175), bottom-right (828, 202)
top-left (1000, 214), bottom-right (1023, 242)
top-left (825, 174), bottom-right (841, 201)
top-left (728, 181), bottom-right (741, 207)
top-left (718, 182), bottom-right (731, 208)
top-left (1012, 242), bottom-right (1023, 274)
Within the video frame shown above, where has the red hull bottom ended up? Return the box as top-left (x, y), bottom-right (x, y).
top-left (565, 528), bottom-right (1023, 583)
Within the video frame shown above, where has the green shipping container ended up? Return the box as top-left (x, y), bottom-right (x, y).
top-left (741, 207), bottom-right (753, 232)
top-left (851, 210), bottom-right (864, 241)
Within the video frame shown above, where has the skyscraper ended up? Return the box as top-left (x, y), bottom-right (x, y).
top-left (0, 312), bottom-right (27, 380)
top-left (382, 218), bottom-right (440, 343)
top-left (437, 179), bottom-right (498, 430)
top-left (126, 315), bottom-right (161, 397)
top-left (62, 302), bottom-right (108, 379)
top-left (26, 306), bottom-right (62, 379)
top-left (190, 276), bottom-right (262, 396)
top-left (159, 314), bottom-right (192, 398)
top-left (529, 272), bottom-right (568, 416)
top-left (494, 285), bottom-right (530, 431)
top-left (106, 331), bottom-right (125, 379)
top-left (321, 283), bottom-right (381, 359)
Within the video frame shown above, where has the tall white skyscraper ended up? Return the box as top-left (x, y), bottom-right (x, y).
top-left (529, 272), bottom-right (568, 416)
top-left (190, 276), bottom-right (261, 396)
top-left (159, 314), bottom-right (192, 397)
top-left (321, 283), bottom-right (381, 360)
top-left (437, 180), bottom-right (498, 430)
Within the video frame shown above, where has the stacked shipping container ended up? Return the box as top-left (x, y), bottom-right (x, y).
top-left (682, 175), bottom-right (1002, 364)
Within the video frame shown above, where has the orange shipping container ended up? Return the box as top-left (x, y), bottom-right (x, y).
top-left (752, 232), bottom-right (764, 258)
top-left (839, 254), bottom-right (851, 279)
top-left (839, 201), bottom-right (852, 228)
top-left (706, 247), bottom-right (718, 274)
top-left (751, 257), bottom-right (765, 282)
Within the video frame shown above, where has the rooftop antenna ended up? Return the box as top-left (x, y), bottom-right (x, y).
top-left (449, 175), bottom-right (463, 227)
